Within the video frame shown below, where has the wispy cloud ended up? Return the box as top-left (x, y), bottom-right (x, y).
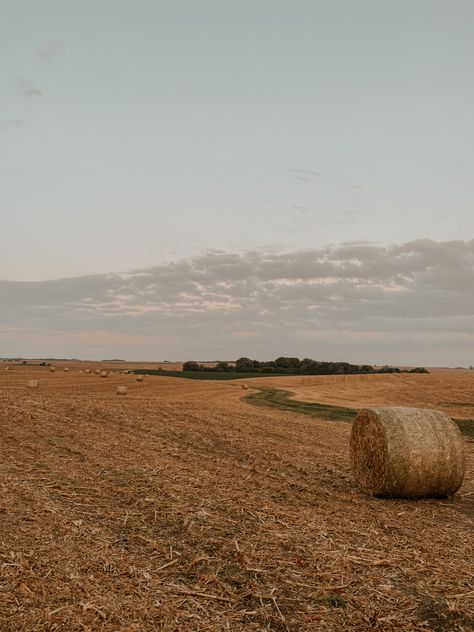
top-left (16, 79), bottom-right (42, 98)
top-left (2, 240), bottom-right (474, 363)
top-left (0, 119), bottom-right (23, 131)
top-left (36, 44), bottom-right (60, 64)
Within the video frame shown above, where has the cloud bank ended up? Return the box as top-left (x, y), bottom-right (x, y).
top-left (1, 240), bottom-right (474, 364)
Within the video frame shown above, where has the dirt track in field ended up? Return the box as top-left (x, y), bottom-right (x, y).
top-left (0, 365), bottom-right (473, 631)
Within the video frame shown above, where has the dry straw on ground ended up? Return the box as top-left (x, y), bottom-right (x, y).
top-left (350, 407), bottom-right (465, 498)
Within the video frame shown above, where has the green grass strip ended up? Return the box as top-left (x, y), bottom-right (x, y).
top-left (244, 388), bottom-right (474, 437)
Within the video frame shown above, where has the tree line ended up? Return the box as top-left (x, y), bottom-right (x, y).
top-left (182, 357), bottom-right (428, 375)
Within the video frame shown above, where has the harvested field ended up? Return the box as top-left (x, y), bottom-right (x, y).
top-left (0, 366), bottom-right (473, 631)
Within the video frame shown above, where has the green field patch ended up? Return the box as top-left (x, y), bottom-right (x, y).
top-left (132, 369), bottom-right (290, 380)
top-left (453, 418), bottom-right (474, 439)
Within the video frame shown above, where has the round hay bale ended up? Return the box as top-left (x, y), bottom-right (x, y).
top-left (116, 385), bottom-right (127, 395)
top-left (241, 384), bottom-right (248, 390)
top-left (49, 366), bottom-right (56, 372)
top-left (100, 371), bottom-right (108, 378)
top-left (64, 367), bottom-right (69, 372)
top-left (350, 407), bottom-right (465, 498)
top-left (94, 369), bottom-right (100, 375)
top-left (136, 375), bottom-right (144, 382)
top-left (27, 379), bottom-right (39, 389)
top-left (84, 369), bottom-right (91, 374)
top-left (4, 366), bottom-right (9, 371)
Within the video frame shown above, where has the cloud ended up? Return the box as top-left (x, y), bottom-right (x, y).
top-left (0, 119), bottom-right (23, 131)
top-left (36, 44), bottom-right (60, 64)
top-left (16, 79), bottom-right (42, 98)
top-left (1, 239), bottom-right (474, 364)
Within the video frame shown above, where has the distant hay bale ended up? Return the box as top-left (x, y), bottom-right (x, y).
top-left (49, 366), bottom-right (56, 372)
top-left (100, 371), bottom-right (108, 378)
top-left (136, 375), bottom-right (144, 382)
top-left (350, 407), bottom-right (465, 498)
top-left (241, 384), bottom-right (249, 390)
top-left (4, 366), bottom-right (9, 371)
top-left (94, 369), bottom-right (100, 375)
top-left (116, 385), bottom-right (127, 395)
top-left (27, 379), bottom-right (39, 389)
top-left (64, 367), bottom-right (69, 372)
top-left (85, 369), bottom-right (91, 374)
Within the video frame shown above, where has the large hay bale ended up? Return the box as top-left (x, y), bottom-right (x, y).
top-left (350, 407), bottom-right (465, 498)
top-left (116, 385), bottom-right (127, 395)
top-left (27, 379), bottom-right (39, 389)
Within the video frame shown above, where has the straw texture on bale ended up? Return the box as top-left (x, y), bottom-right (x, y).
top-left (350, 407), bottom-right (465, 498)
top-left (116, 386), bottom-right (127, 395)
top-left (27, 380), bottom-right (39, 389)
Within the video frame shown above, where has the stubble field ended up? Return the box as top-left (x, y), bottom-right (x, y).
top-left (0, 364), bottom-right (473, 631)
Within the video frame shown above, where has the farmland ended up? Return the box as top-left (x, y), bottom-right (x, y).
top-left (0, 364), bottom-right (473, 631)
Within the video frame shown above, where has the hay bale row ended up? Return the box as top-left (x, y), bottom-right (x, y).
top-left (350, 407), bottom-right (465, 498)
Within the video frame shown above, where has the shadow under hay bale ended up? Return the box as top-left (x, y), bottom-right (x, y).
top-left (350, 407), bottom-right (465, 498)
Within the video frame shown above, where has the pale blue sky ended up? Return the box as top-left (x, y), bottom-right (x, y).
top-left (1, 2), bottom-right (474, 363)
top-left (2, 0), bottom-right (473, 281)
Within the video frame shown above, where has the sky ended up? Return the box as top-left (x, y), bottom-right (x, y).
top-left (1, 1), bottom-right (474, 364)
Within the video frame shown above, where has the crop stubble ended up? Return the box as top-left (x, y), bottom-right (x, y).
top-left (0, 366), bottom-right (472, 631)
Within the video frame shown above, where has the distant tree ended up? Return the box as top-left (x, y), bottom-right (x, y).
top-left (215, 361), bottom-right (232, 372)
top-left (235, 357), bottom-right (256, 372)
top-left (183, 361), bottom-right (200, 371)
